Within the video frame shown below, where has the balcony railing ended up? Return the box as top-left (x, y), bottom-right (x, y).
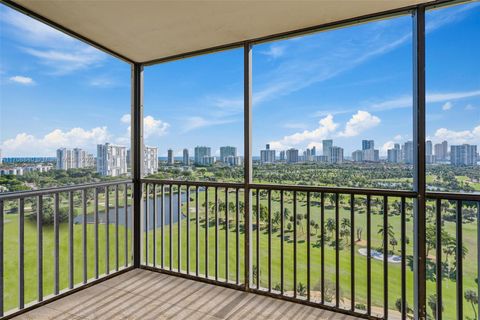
top-left (0, 179), bottom-right (479, 319)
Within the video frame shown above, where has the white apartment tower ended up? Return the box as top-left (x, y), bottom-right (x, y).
top-left (96, 143), bottom-right (127, 177)
top-left (144, 146), bottom-right (158, 175)
top-left (260, 144), bottom-right (276, 164)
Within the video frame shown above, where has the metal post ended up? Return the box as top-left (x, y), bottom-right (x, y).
top-left (413, 6), bottom-right (427, 320)
top-left (132, 63), bottom-right (144, 268)
top-left (244, 42), bottom-right (253, 289)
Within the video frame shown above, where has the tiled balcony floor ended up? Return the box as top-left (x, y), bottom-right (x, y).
top-left (13, 269), bottom-right (361, 320)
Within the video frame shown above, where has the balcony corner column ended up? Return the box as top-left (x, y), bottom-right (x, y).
top-left (413, 6), bottom-right (427, 320)
top-left (243, 42), bottom-right (253, 290)
top-left (132, 63), bottom-right (144, 268)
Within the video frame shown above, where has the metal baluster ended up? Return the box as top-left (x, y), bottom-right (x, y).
top-left (105, 186), bottom-right (110, 274)
top-left (268, 189), bottom-right (272, 292)
top-left (94, 188), bottom-right (99, 279)
top-left (124, 184), bottom-right (128, 267)
top-left (350, 194), bottom-right (355, 310)
top-left (383, 196), bottom-right (388, 319)
top-left (321, 192), bottom-right (325, 304)
top-left (145, 184), bottom-right (149, 266)
top-left (215, 187), bottom-right (218, 280)
top-left (436, 198), bottom-right (442, 320)
top-left (280, 190), bottom-right (284, 295)
top-left (187, 186), bottom-right (190, 274)
top-left (205, 187), bottom-right (209, 278)
top-left (115, 185), bottom-right (119, 271)
top-left (161, 184), bottom-right (165, 269)
top-left (367, 195), bottom-right (372, 315)
top-left (36, 196), bottom-right (43, 302)
top-left (293, 191), bottom-right (297, 299)
top-left (170, 184), bottom-right (173, 271)
top-left (196, 186), bottom-right (199, 276)
top-left (19, 198), bottom-right (25, 308)
top-left (225, 188), bottom-right (229, 282)
top-left (401, 197), bottom-right (406, 320)
top-left (236, 188), bottom-right (240, 284)
top-left (306, 192), bottom-right (310, 301)
top-left (178, 185), bottom-right (181, 272)
top-left (69, 191), bottom-right (74, 288)
top-left (54, 193), bottom-right (59, 294)
top-left (153, 184), bottom-right (157, 268)
top-left (456, 200), bottom-right (463, 320)
top-left (335, 193), bottom-right (339, 307)
top-left (256, 190), bottom-right (260, 289)
top-left (83, 190), bottom-right (87, 283)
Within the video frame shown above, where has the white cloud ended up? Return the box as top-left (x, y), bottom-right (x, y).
top-left (269, 114), bottom-right (338, 150)
top-left (9, 75), bottom-right (34, 85)
top-left (120, 114), bottom-right (131, 124)
top-left (1, 127), bottom-right (110, 156)
top-left (338, 111), bottom-right (381, 137)
top-left (442, 101), bottom-right (453, 111)
top-left (182, 116), bottom-right (235, 133)
top-left (259, 44), bottom-right (286, 59)
top-left (465, 104), bottom-right (476, 111)
top-left (144, 116), bottom-right (169, 138)
top-left (283, 122), bottom-right (308, 130)
top-left (433, 124), bottom-right (480, 145)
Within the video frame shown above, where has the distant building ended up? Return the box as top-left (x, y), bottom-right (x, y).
top-left (330, 146), bottom-right (344, 164)
top-left (426, 140), bottom-right (434, 164)
top-left (220, 146), bottom-right (237, 163)
top-left (225, 155), bottom-right (242, 166)
top-left (194, 146), bottom-right (211, 165)
top-left (183, 149), bottom-right (189, 165)
top-left (363, 148), bottom-right (379, 162)
top-left (362, 140), bottom-right (375, 151)
top-left (303, 148), bottom-right (314, 162)
top-left (387, 144), bottom-right (401, 163)
top-left (434, 141), bottom-right (448, 162)
top-left (167, 149), bottom-right (174, 165)
top-left (279, 150), bottom-right (286, 161)
top-left (57, 147), bottom-right (94, 170)
top-left (311, 146), bottom-right (316, 156)
top-left (97, 143), bottom-right (127, 176)
top-left (144, 146), bottom-right (158, 175)
top-left (402, 141), bottom-right (414, 164)
top-left (322, 140), bottom-right (333, 160)
top-left (202, 156), bottom-right (216, 165)
top-left (314, 155), bottom-right (329, 163)
top-left (351, 150), bottom-right (363, 162)
top-left (0, 165), bottom-right (53, 176)
top-left (286, 148), bottom-right (299, 163)
top-left (260, 144), bottom-right (276, 164)
top-left (0, 149), bottom-right (3, 165)
top-left (451, 144), bottom-right (477, 166)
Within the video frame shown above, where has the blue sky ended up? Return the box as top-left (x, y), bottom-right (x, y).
top-left (1, 2), bottom-right (479, 158)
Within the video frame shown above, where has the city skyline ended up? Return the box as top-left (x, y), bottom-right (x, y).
top-left (1, 3), bottom-right (479, 158)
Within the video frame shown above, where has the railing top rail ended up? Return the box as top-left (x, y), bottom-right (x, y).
top-left (426, 191), bottom-right (480, 201)
top-left (0, 179), bottom-right (132, 200)
top-left (140, 178), bottom-right (244, 189)
top-left (249, 183), bottom-right (418, 197)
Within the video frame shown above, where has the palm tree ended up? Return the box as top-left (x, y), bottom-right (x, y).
top-left (326, 218), bottom-right (335, 238)
top-left (465, 290), bottom-right (478, 320)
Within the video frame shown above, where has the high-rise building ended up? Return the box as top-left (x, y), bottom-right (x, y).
top-left (167, 149), bottom-right (174, 165)
top-left (144, 146), bottom-right (158, 175)
top-left (0, 149), bottom-right (2, 165)
top-left (322, 140), bottom-right (333, 159)
top-left (225, 155), bottom-right (242, 166)
top-left (97, 143), bottom-right (127, 176)
top-left (286, 148), bottom-right (299, 163)
top-left (363, 148), bottom-right (379, 162)
top-left (57, 147), bottom-right (94, 170)
top-left (220, 146), bottom-right (237, 163)
top-left (362, 140), bottom-right (375, 151)
top-left (387, 144), bottom-right (401, 163)
top-left (451, 144), bottom-right (477, 166)
top-left (260, 144), bottom-right (276, 164)
top-left (183, 149), bottom-right (189, 165)
top-left (402, 141), bottom-right (414, 164)
top-left (311, 146), bottom-right (316, 156)
top-left (351, 150), bottom-right (363, 162)
top-left (194, 146), bottom-right (211, 165)
top-left (202, 156), bottom-right (216, 165)
top-left (279, 150), bottom-right (286, 161)
top-left (434, 141), bottom-right (448, 162)
top-left (303, 148), bottom-right (314, 162)
top-left (330, 146), bottom-right (344, 164)
top-left (426, 140), bottom-right (434, 164)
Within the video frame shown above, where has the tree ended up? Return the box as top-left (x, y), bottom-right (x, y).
top-left (428, 294), bottom-right (443, 319)
top-left (326, 218), bottom-right (335, 238)
top-left (465, 290), bottom-right (478, 320)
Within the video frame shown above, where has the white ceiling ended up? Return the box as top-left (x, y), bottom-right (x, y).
top-left (14, 0), bottom-right (431, 63)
